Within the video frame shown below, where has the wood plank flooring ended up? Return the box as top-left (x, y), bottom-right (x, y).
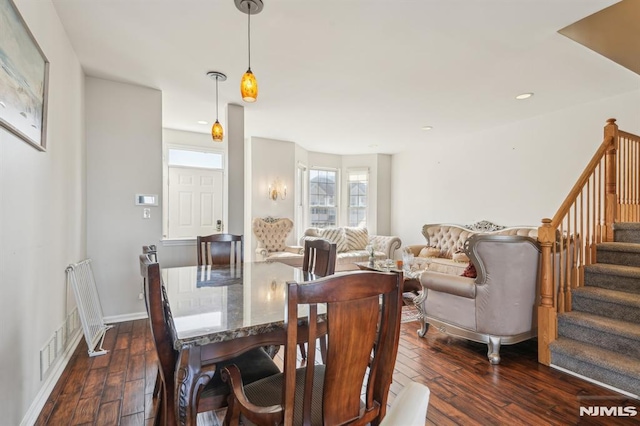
top-left (35, 318), bottom-right (639, 425)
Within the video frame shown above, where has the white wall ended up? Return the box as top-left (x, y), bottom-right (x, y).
top-left (86, 77), bottom-right (162, 319)
top-left (249, 137), bottom-right (297, 258)
top-left (0, 0), bottom-right (85, 423)
top-left (391, 90), bottom-right (640, 247)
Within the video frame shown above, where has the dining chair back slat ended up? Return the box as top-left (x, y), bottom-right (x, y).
top-left (197, 234), bottom-right (243, 265)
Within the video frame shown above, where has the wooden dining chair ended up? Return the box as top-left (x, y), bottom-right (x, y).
top-left (222, 270), bottom-right (403, 426)
top-left (139, 254), bottom-right (280, 426)
top-left (299, 238), bottom-right (337, 362)
top-left (197, 234), bottom-right (243, 265)
top-left (302, 238), bottom-right (337, 276)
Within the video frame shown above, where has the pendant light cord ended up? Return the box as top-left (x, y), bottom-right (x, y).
top-left (215, 76), bottom-right (219, 120)
top-left (247, 4), bottom-right (251, 70)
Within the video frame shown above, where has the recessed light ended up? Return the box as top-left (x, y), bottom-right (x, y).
top-left (515, 93), bottom-right (533, 100)
top-left (368, 144), bottom-right (378, 148)
top-left (421, 126), bottom-right (433, 131)
top-left (197, 120), bottom-right (208, 125)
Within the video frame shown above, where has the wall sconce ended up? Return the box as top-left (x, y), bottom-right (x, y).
top-left (268, 179), bottom-right (287, 200)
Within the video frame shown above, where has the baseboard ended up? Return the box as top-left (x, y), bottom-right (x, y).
top-left (20, 330), bottom-right (83, 426)
top-left (551, 364), bottom-right (639, 400)
top-left (103, 311), bottom-right (148, 323)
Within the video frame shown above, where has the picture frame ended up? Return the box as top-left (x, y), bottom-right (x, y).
top-left (0, 0), bottom-right (49, 151)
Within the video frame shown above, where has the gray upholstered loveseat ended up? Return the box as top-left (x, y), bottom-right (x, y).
top-left (409, 221), bottom-right (541, 364)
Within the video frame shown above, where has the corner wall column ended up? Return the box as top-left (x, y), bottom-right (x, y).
top-left (227, 104), bottom-right (244, 236)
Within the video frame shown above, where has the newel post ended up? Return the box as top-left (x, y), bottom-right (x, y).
top-left (537, 218), bottom-right (556, 365)
top-left (604, 118), bottom-right (619, 241)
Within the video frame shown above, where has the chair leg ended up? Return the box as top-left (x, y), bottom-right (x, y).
top-left (487, 336), bottom-right (502, 364)
top-left (223, 394), bottom-right (241, 426)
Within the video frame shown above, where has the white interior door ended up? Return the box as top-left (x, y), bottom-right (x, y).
top-left (168, 166), bottom-right (223, 238)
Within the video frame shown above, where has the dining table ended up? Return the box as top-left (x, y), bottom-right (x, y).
top-left (161, 261), bottom-right (320, 426)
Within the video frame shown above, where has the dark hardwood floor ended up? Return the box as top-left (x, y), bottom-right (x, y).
top-left (35, 317), bottom-right (639, 425)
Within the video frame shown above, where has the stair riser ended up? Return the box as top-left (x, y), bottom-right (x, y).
top-left (614, 229), bottom-right (640, 244)
top-left (557, 321), bottom-right (640, 359)
top-left (572, 296), bottom-right (640, 324)
top-left (584, 271), bottom-right (640, 295)
top-left (550, 351), bottom-right (640, 397)
top-left (596, 249), bottom-right (640, 268)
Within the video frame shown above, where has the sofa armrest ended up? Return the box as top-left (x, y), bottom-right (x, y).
top-left (284, 245), bottom-right (304, 255)
top-left (369, 235), bottom-right (402, 259)
top-left (255, 247), bottom-right (268, 261)
top-left (420, 271), bottom-right (476, 299)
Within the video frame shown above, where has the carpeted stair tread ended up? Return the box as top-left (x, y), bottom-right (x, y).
top-left (560, 311), bottom-right (640, 340)
top-left (585, 262), bottom-right (640, 278)
top-left (572, 287), bottom-right (640, 323)
top-left (597, 242), bottom-right (640, 253)
top-left (595, 243), bottom-right (640, 268)
top-left (613, 222), bottom-right (640, 231)
top-left (550, 338), bottom-right (640, 396)
top-left (612, 222), bottom-right (640, 244)
top-left (584, 263), bottom-right (640, 294)
top-left (573, 286), bottom-right (640, 308)
top-left (558, 312), bottom-right (640, 358)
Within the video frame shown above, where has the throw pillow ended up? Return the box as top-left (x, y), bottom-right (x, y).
top-left (344, 227), bottom-right (369, 251)
top-left (452, 251), bottom-right (470, 263)
top-left (418, 247), bottom-right (441, 258)
top-left (318, 228), bottom-right (349, 253)
top-left (461, 261), bottom-right (477, 278)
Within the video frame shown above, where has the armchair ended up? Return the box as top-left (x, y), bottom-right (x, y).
top-left (417, 233), bottom-right (541, 364)
top-left (252, 217), bottom-right (303, 261)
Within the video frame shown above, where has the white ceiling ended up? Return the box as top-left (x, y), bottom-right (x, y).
top-left (51, 0), bottom-right (639, 155)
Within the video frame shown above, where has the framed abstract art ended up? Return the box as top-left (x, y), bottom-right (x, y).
top-left (0, 0), bottom-right (49, 151)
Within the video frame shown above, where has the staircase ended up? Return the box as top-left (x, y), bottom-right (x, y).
top-left (550, 222), bottom-right (640, 397)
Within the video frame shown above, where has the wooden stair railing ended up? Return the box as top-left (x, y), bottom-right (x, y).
top-left (537, 118), bottom-right (640, 365)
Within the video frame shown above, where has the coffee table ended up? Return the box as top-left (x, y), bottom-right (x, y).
top-left (354, 261), bottom-right (422, 297)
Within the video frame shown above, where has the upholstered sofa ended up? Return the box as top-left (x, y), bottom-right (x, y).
top-left (409, 221), bottom-right (541, 364)
top-left (264, 226), bottom-right (402, 272)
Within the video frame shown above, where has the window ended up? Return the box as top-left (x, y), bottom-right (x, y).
top-left (309, 169), bottom-right (337, 228)
top-left (348, 170), bottom-right (368, 227)
top-left (167, 149), bottom-right (223, 169)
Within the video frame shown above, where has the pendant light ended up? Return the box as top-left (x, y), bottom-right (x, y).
top-left (207, 71), bottom-right (226, 142)
top-left (235, 0), bottom-right (263, 102)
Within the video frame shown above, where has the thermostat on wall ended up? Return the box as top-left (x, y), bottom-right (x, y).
top-left (135, 194), bottom-right (158, 206)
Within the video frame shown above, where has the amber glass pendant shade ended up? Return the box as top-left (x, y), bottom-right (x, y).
top-left (241, 69), bottom-right (258, 102)
top-left (212, 120), bottom-right (223, 142)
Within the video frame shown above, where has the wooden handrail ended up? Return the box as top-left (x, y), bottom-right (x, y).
top-left (550, 118), bottom-right (616, 228)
